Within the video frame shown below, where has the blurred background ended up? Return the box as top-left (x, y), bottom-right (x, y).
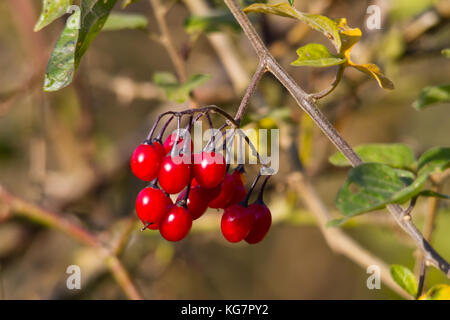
top-left (0, 0), bottom-right (449, 299)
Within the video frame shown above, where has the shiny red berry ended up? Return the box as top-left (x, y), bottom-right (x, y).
top-left (158, 155), bottom-right (192, 194)
top-left (221, 204), bottom-right (254, 243)
top-left (163, 132), bottom-right (193, 154)
top-left (131, 143), bottom-right (163, 181)
top-left (208, 174), bottom-right (235, 209)
top-left (177, 186), bottom-right (209, 220)
top-left (245, 202), bottom-right (272, 244)
top-left (226, 170), bottom-right (247, 207)
top-left (159, 205), bottom-right (193, 242)
top-left (193, 152), bottom-right (226, 189)
top-left (135, 187), bottom-right (173, 230)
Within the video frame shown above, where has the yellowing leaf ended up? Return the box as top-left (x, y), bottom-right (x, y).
top-left (419, 284), bottom-right (450, 300)
top-left (291, 43), bottom-right (346, 67)
top-left (121, 0), bottom-right (140, 8)
top-left (337, 18), bottom-right (394, 90)
top-left (244, 3), bottom-right (341, 51)
top-left (352, 63), bottom-right (395, 90)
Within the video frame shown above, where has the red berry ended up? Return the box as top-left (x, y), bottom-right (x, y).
top-left (177, 186), bottom-right (209, 220)
top-left (191, 177), bottom-right (199, 187)
top-left (131, 143), bottom-right (163, 181)
top-left (221, 204), bottom-right (254, 243)
top-left (193, 152), bottom-right (226, 189)
top-left (245, 202), bottom-right (272, 244)
top-left (135, 187), bottom-right (173, 230)
top-left (158, 155), bottom-right (192, 194)
top-left (159, 205), bottom-right (193, 241)
top-left (208, 174), bottom-right (235, 209)
top-left (163, 132), bottom-right (193, 154)
top-left (226, 170), bottom-right (247, 207)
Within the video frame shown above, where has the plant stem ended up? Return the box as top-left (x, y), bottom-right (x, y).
top-left (223, 0), bottom-right (450, 278)
top-left (0, 186), bottom-right (143, 300)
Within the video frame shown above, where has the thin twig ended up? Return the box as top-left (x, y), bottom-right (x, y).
top-left (223, 0), bottom-right (450, 278)
top-left (416, 260), bottom-right (426, 299)
top-left (0, 186), bottom-right (143, 300)
top-left (234, 62), bottom-right (266, 125)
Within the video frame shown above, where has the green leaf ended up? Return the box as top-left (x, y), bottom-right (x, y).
top-left (185, 11), bottom-right (239, 34)
top-left (442, 49), bottom-right (450, 58)
top-left (419, 284), bottom-right (450, 300)
top-left (413, 85), bottom-right (450, 110)
top-left (291, 43), bottom-right (346, 67)
top-left (329, 143), bottom-right (416, 169)
top-left (44, 0), bottom-right (117, 92)
top-left (390, 265), bottom-right (418, 297)
top-left (121, 0), bottom-right (140, 8)
top-left (288, 0), bottom-right (294, 5)
top-left (418, 190), bottom-right (450, 200)
top-left (417, 147), bottom-right (450, 176)
top-left (335, 163), bottom-right (428, 219)
top-left (103, 13), bottom-right (148, 31)
top-left (34, 0), bottom-right (73, 31)
top-left (153, 72), bottom-right (211, 103)
top-left (244, 3), bottom-right (341, 51)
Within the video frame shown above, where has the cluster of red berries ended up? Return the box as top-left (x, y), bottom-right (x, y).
top-left (130, 108), bottom-right (272, 244)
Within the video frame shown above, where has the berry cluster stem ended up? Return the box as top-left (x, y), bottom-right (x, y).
top-left (223, 0), bottom-right (450, 278)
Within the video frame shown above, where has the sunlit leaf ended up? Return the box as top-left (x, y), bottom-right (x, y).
top-left (185, 11), bottom-right (239, 34)
top-left (153, 72), bottom-right (211, 103)
top-left (334, 163), bottom-right (428, 221)
top-left (291, 43), bottom-right (346, 67)
top-left (418, 190), bottom-right (450, 200)
top-left (413, 85), bottom-right (450, 110)
top-left (390, 265), bottom-right (417, 297)
top-left (329, 143), bottom-right (416, 169)
top-left (419, 284), bottom-right (450, 300)
top-left (288, 0), bottom-right (294, 6)
top-left (103, 13), bottom-right (148, 31)
top-left (44, 0), bottom-right (117, 92)
top-left (122, 0), bottom-right (140, 8)
top-left (244, 3), bottom-right (341, 50)
top-left (417, 147), bottom-right (450, 176)
top-left (34, 0), bottom-right (73, 31)
top-left (442, 49), bottom-right (450, 58)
